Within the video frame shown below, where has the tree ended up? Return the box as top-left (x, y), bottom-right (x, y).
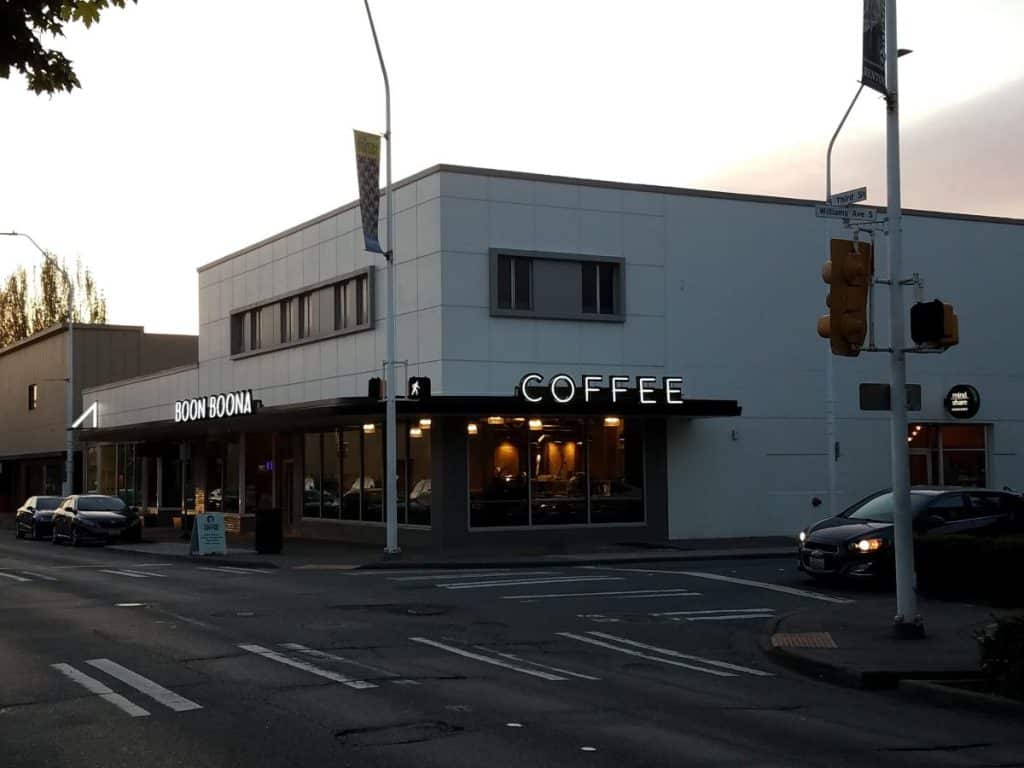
top-left (0, 1), bottom-right (137, 95)
top-left (0, 253), bottom-right (108, 347)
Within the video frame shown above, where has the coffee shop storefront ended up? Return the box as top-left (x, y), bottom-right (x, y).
top-left (77, 378), bottom-right (741, 549)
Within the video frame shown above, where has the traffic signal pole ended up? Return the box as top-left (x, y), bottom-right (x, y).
top-left (885, 0), bottom-right (922, 636)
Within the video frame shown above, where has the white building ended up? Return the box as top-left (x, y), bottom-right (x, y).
top-left (77, 165), bottom-right (1024, 547)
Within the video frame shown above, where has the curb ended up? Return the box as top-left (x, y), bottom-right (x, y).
top-left (354, 549), bottom-right (797, 570)
top-left (898, 679), bottom-right (1024, 718)
top-left (104, 543), bottom-right (278, 569)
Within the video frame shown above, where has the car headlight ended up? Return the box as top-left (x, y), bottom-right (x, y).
top-left (798, 530), bottom-right (807, 543)
top-left (850, 537), bottom-right (885, 553)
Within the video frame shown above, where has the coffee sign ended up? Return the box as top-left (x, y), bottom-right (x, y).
top-left (944, 385), bottom-right (980, 419)
top-left (517, 373), bottom-right (684, 406)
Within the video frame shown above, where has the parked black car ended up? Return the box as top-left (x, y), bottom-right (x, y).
top-left (798, 487), bottom-right (1024, 581)
top-left (51, 495), bottom-right (142, 546)
top-left (15, 496), bottom-right (63, 540)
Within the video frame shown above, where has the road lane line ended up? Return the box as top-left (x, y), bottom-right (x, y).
top-left (281, 643), bottom-right (410, 683)
top-left (652, 608), bottom-right (775, 617)
top-left (212, 565), bottom-right (268, 574)
top-left (52, 663), bottom-right (150, 717)
top-left (409, 637), bottom-right (567, 681)
top-left (684, 614), bottom-right (775, 622)
top-left (611, 591), bottom-right (703, 600)
top-left (557, 633), bottom-right (734, 677)
top-left (0, 571), bottom-right (31, 582)
top-left (586, 632), bottom-right (772, 677)
top-left (472, 647), bottom-right (601, 681)
top-left (116, 568), bottom-right (168, 578)
top-left (503, 588), bottom-right (702, 600)
top-left (442, 576), bottom-right (623, 590)
top-left (197, 566), bottom-right (267, 574)
top-left (391, 571), bottom-right (556, 582)
top-left (590, 567), bottom-right (854, 604)
top-left (238, 644), bottom-right (378, 689)
top-left (98, 569), bottom-right (159, 579)
top-left (86, 659), bottom-right (202, 712)
top-left (19, 571), bottom-right (58, 581)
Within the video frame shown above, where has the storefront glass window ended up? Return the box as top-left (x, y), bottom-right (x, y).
top-left (99, 444), bottom-right (115, 495)
top-left (85, 446), bottom-right (99, 493)
top-left (469, 417), bottom-right (529, 527)
top-left (303, 433), bottom-right (322, 518)
top-left (408, 420), bottom-right (432, 526)
top-left (589, 418), bottom-right (644, 523)
top-left (323, 431), bottom-right (341, 520)
top-left (340, 428), bottom-right (361, 520)
top-left (530, 418), bottom-right (587, 525)
top-left (907, 424), bottom-right (986, 487)
top-left (224, 440), bottom-right (240, 512)
top-left (362, 424), bottom-right (383, 522)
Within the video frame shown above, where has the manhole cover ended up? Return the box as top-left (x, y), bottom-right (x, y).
top-left (771, 632), bottom-right (837, 649)
top-left (335, 720), bottom-right (462, 747)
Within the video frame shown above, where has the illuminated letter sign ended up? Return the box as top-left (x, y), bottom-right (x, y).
top-left (174, 390), bottom-right (256, 423)
top-left (515, 374), bottom-right (685, 406)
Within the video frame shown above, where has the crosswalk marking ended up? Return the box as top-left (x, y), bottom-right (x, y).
top-left (441, 576), bottom-right (623, 590)
top-left (503, 587), bottom-right (702, 601)
top-left (0, 571), bottom-right (31, 582)
top-left (409, 637), bottom-right (567, 681)
top-left (683, 613), bottom-right (774, 622)
top-left (558, 632), bottom-right (735, 677)
top-left (98, 569), bottom-right (166, 579)
top-left (611, 590), bottom-right (703, 600)
top-left (51, 663), bottom-right (151, 717)
top-left (472, 646), bottom-right (601, 681)
top-left (85, 658), bottom-right (202, 712)
top-left (589, 567), bottom-right (853, 604)
top-left (280, 643), bottom-right (418, 685)
top-left (652, 608), bottom-right (774, 617)
top-left (238, 644), bottom-right (378, 689)
top-left (197, 566), bottom-right (267, 575)
top-left (585, 632), bottom-right (773, 677)
top-left (20, 570), bottom-right (58, 581)
top-left (390, 571), bottom-right (556, 582)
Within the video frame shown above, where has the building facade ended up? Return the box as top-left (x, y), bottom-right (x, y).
top-left (0, 324), bottom-right (198, 515)
top-left (75, 165), bottom-right (1024, 546)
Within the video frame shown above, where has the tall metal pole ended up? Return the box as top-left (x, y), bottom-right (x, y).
top-left (363, 0), bottom-right (399, 554)
top-left (824, 83), bottom-right (865, 518)
top-left (885, 0), bottom-right (921, 634)
top-left (2, 231), bottom-right (76, 497)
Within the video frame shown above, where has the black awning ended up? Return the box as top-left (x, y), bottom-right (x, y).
top-left (78, 393), bottom-right (740, 442)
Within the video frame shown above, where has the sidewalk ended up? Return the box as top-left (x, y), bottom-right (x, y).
top-left (764, 594), bottom-right (1024, 714)
top-left (105, 527), bottom-right (795, 570)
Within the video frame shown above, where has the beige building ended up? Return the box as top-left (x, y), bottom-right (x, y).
top-left (0, 323), bottom-right (196, 515)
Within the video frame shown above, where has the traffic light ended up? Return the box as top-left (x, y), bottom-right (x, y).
top-left (817, 239), bottom-right (873, 357)
top-left (910, 300), bottom-right (959, 349)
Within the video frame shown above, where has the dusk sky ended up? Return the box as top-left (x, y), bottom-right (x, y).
top-left (2, 0), bottom-right (1021, 335)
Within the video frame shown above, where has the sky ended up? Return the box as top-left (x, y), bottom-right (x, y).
top-left (1, 0), bottom-right (1022, 335)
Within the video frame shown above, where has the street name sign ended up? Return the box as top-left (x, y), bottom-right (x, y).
top-left (829, 186), bottom-right (867, 206)
top-left (815, 204), bottom-right (877, 222)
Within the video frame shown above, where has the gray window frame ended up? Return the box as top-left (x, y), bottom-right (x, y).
top-left (229, 267), bottom-right (375, 360)
top-left (489, 248), bottom-right (625, 322)
top-left (28, 383), bottom-right (38, 410)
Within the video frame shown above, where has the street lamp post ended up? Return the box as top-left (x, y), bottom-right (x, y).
top-left (363, 0), bottom-right (399, 554)
top-left (2, 232), bottom-right (76, 497)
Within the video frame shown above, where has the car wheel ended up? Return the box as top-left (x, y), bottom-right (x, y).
top-left (15, 525), bottom-right (24, 539)
top-left (51, 528), bottom-right (60, 545)
top-left (70, 527), bottom-right (80, 547)
top-left (31, 523), bottom-right (39, 540)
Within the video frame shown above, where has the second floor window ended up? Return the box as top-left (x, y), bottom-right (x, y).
top-left (497, 254), bottom-right (532, 310)
top-left (249, 308), bottom-right (262, 350)
top-left (298, 293), bottom-right (313, 339)
top-left (28, 384), bottom-right (38, 410)
top-left (581, 262), bottom-right (619, 315)
top-left (280, 299), bottom-right (294, 343)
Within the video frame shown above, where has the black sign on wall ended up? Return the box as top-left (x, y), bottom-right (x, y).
top-left (944, 385), bottom-right (980, 419)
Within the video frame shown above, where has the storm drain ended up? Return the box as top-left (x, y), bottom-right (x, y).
top-left (334, 720), bottom-right (463, 747)
top-left (771, 632), bottom-right (838, 649)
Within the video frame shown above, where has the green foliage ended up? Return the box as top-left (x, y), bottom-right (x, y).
top-left (915, 534), bottom-right (1024, 608)
top-left (976, 615), bottom-right (1024, 701)
top-left (0, 1), bottom-right (137, 95)
top-left (0, 253), bottom-right (108, 347)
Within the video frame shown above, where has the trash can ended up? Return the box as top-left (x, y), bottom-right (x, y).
top-left (254, 507), bottom-right (283, 554)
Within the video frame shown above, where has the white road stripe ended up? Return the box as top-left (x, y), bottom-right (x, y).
top-left (586, 632), bottom-right (772, 677)
top-left (473, 647), bottom-right (601, 681)
top-left (558, 633), bottom-right (734, 677)
top-left (652, 608), bottom-right (775, 617)
top-left (391, 571), bottom-right (556, 582)
top-left (280, 643), bottom-right (413, 684)
top-left (98, 569), bottom-right (161, 579)
top-left (611, 591), bottom-right (703, 600)
top-left (238, 644), bottom-right (378, 689)
top-left (503, 587), bottom-right (702, 601)
top-left (126, 563), bottom-right (176, 568)
top-left (409, 637), bottom-right (567, 681)
top-left (590, 567), bottom-right (854, 604)
top-left (20, 571), bottom-right (58, 581)
top-left (685, 614), bottom-right (775, 622)
top-left (52, 663), bottom-right (150, 717)
top-left (197, 566), bottom-right (266, 574)
top-left (117, 568), bottom-right (168, 578)
top-left (442, 576), bottom-right (623, 590)
top-left (0, 571), bottom-right (31, 582)
top-left (85, 658), bottom-right (202, 712)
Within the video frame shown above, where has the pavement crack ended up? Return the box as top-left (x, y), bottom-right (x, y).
top-left (334, 720), bottom-right (464, 748)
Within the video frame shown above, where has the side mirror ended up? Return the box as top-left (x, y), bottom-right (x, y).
top-left (25, 506), bottom-right (35, 513)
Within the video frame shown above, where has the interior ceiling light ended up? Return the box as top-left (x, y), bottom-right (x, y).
top-left (604, 416), bottom-right (622, 427)
top-left (363, 423), bottom-right (376, 434)
top-left (487, 416), bottom-right (504, 425)
top-left (467, 422), bottom-right (478, 435)
top-left (409, 426), bottom-right (423, 438)
top-left (528, 418), bottom-right (543, 430)
top-left (419, 418), bottom-right (432, 428)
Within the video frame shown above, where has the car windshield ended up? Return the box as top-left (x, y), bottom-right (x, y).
top-left (35, 497), bottom-right (62, 510)
top-left (846, 492), bottom-right (935, 522)
top-left (77, 496), bottom-right (127, 512)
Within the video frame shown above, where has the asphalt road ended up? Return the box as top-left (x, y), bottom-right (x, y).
top-left (1, 536), bottom-right (1021, 768)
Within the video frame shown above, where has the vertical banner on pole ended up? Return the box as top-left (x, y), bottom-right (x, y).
top-left (353, 130), bottom-right (384, 255)
top-left (862, 0), bottom-right (887, 94)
